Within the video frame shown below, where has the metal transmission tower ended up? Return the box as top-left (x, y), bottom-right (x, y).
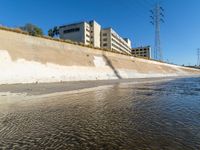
top-left (197, 48), bottom-right (200, 66)
top-left (150, 1), bottom-right (164, 61)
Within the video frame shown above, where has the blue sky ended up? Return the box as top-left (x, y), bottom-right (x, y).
top-left (0, 0), bottom-right (199, 65)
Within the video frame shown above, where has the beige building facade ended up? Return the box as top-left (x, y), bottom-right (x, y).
top-left (59, 20), bottom-right (101, 48)
top-left (59, 20), bottom-right (131, 54)
top-left (131, 46), bottom-right (151, 59)
top-left (101, 28), bottom-right (131, 54)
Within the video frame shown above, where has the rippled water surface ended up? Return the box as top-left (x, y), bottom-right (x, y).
top-left (0, 77), bottom-right (200, 149)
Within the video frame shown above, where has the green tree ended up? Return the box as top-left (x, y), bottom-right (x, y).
top-left (53, 26), bottom-right (59, 36)
top-left (48, 29), bottom-right (54, 37)
top-left (48, 26), bottom-right (59, 37)
top-left (20, 23), bottom-right (43, 36)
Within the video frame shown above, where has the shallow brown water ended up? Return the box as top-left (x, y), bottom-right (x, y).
top-left (0, 77), bottom-right (200, 149)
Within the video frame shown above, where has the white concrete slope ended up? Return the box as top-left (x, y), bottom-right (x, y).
top-left (0, 29), bottom-right (199, 84)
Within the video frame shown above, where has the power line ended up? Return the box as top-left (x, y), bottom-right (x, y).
top-left (150, 1), bottom-right (164, 61)
top-left (197, 48), bottom-right (200, 66)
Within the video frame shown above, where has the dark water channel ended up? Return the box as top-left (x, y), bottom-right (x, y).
top-left (0, 77), bottom-right (200, 149)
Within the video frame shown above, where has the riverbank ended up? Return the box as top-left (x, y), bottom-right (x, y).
top-left (0, 29), bottom-right (200, 84)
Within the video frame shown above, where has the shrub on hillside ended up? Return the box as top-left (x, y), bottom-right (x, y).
top-left (20, 24), bottom-right (43, 36)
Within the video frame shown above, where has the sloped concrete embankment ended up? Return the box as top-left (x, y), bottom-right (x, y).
top-left (0, 29), bottom-right (199, 84)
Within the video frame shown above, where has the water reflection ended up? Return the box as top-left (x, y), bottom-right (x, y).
top-left (0, 78), bottom-right (200, 149)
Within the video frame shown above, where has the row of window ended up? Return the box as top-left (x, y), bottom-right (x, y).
top-left (111, 37), bottom-right (130, 52)
top-left (86, 34), bottom-right (90, 38)
top-left (63, 28), bottom-right (80, 34)
top-left (62, 29), bottom-right (130, 52)
top-left (134, 49), bottom-right (148, 51)
top-left (101, 36), bottom-right (130, 53)
top-left (111, 35), bottom-right (130, 50)
top-left (86, 40), bottom-right (93, 45)
top-left (102, 38), bottom-right (107, 42)
top-left (111, 33), bottom-right (128, 46)
top-left (86, 40), bottom-right (90, 43)
top-left (103, 33), bottom-right (107, 36)
top-left (86, 28), bottom-right (90, 32)
top-left (86, 34), bottom-right (94, 39)
top-left (132, 51), bottom-right (149, 54)
top-left (132, 52), bottom-right (148, 55)
top-left (103, 43), bottom-right (107, 47)
top-left (112, 43), bottom-right (130, 54)
top-left (132, 51), bottom-right (148, 53)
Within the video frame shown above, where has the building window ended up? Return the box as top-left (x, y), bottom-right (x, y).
top-left (86, 34), bottom-right (90, 38)
top-left (103, 33), bottom-right (107, 36)
top-left (103, 43), bottom-right (107, 47)
top-left (63, 28), bottom-right (80, 34)
top-left (103, 38), bottom-right (107, 41)
top-left (86, 28), bottom-right (90, 32)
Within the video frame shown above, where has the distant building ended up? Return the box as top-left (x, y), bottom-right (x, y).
top-left (101, 28), bottom-right (131, 54)
top-left (59, 20), bottom-right (132, 54)
top-left (131, 46), bottom-right (151, 59)
top-left (59, 20), bottom-right (101, 48)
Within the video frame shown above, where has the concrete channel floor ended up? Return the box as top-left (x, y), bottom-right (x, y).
top-left (0, 77), bottom-right (178, 96)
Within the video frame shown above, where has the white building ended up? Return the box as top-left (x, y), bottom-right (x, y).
top-left (59, 20), bottom-right (101, 48)
top-left (59, 20), bottom-right (132, 54)
top-left (101, 28), bottom-right (131, 54)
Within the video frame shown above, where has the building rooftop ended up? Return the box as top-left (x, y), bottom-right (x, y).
top-left (59, 22), bottom-right (84, 28)
top-left (59, 20), bottom-right (98, 28)
top-left (132, 46), bottom-right (151, 49)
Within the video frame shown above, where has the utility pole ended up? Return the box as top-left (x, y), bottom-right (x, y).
top-left (150, 1), bottom-right (164, 61)
top-left (197, 48), bottom-right (200, 66)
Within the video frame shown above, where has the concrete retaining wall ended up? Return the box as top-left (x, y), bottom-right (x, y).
top-left (0, 29), bottom-right (199, 84)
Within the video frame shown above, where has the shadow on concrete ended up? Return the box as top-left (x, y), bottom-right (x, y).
top-left (102, 55), bottom-right (122, 79)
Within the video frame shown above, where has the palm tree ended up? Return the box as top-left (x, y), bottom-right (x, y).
top-left (48, 26), bottom-right (59, 38)
top-left (48, 29), bottom-right (54, 37)
top-left (53, 26), bottom-right (59, 37)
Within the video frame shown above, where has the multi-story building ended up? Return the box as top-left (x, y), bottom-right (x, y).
top-left (131, 46), bottom-right (151, 59)
top-left (59, 20), bottom-right (132, 54)
top-left (59, 20), bottom-right (101, 48)
top-left (101, 28), bottom-right (131, 54)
